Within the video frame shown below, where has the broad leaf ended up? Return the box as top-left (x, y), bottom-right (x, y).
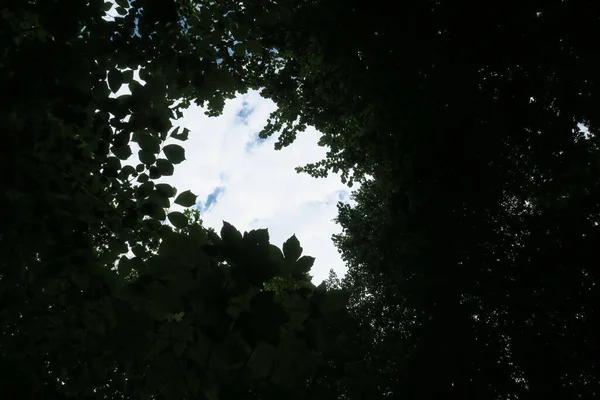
top-left (108, 69), bottom-right (123, 93)
top-left (162, 144), bottom-right (186, 164)
top-left (174, 190), bottom-right (197, 207)
top-left (171, 127), bottom-right (189, 141)
top-left (292, 256), bottom-right (314, 275)
top-left (155, 183), bottom-right (176, 198)
top-left (148, 165), bottom-right (161, 179)
top-left (221, 221), bottom-right (243, 249)
top-left (283, 235), bottom-right (302, 262)
top-left (137, 133), bottom-right (161, 154)
top-left (138, 150), bottom-right (156, 165)
top-left (156, 158), bottom-right (174, 176)
top-left (168, 211), bottom-right (188, 228)
top-left (111, 145), bottom-right (132, 160)
top-left (247, 342), bottom-right (276, 379)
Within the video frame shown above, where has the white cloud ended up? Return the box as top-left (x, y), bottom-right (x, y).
top-left (108, 66), bottom-right (351, 284)
top-left (153, 91), bottom-right (352, 284)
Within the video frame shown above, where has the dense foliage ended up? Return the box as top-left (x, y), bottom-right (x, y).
top-left (2, 0), bottom-right (600, 399)
top-left (252, 0), bottom-right (600, 399)
top-left (0, 1), bottom-right (347, 399)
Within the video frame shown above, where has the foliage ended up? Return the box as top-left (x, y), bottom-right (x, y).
top-left (0, 1), bottom-right (348, 399)
top-left (6, 0), bottom-right (599, 399)
top-left (247, 0), bottom-right (600, 399)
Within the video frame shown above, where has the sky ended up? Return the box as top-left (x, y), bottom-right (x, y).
top-left (114, 84), bottom-right (353, 284)
top-left (157, 91), bottom-right (352, 284)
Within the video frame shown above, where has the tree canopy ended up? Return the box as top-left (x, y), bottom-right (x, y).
top-left (1, 1), bottom-right (348, 399)
top-left (2, 0), bottom-right (599, 399)
top-left (251, 0), bottom-right (600, 398)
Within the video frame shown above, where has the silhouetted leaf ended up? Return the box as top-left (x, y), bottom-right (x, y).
top-left (163, 144), bottom-right (186, 164)
top-left (283, 235), bottom-right (302, 262)
top-left (156, 158), bottom-right (173, 176)
top-left (174, 190), bottom-right (197, 207)
top-left (168, 211), bottom-right (188, 228)
top-left (108, 69), bottom-right (123, 93)
top-left (111, 144), bottom-right (132, 160)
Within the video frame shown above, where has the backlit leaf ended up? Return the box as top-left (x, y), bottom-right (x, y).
top-left (293, 256), bottom-right (314, 275)
top-left (168, 211), bottom-right (188, 228)
top-left (108, 69), bottom-right (123, 93)
top-left (221, 221), bottom-right (242, 249)
top-left (138, 150), bottom-right (156, 165)
top-left (171, 127), bottom-right (189, 141)
top-left (174, 190), bottom-right (197, 207)
top-left (283, 235), bottom-right (302, 262)
top-left (156, 158), bottom-right (174, 176)
top-left (163, 144), bottom-right (186, 164)
top-left (111, 144), bottom-right (132, 160)
top-left (156, 183), bottom-right (176, 198)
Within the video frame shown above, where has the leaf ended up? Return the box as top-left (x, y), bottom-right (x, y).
top-left (137, 173), bottom-right (149, 183)
top-left (128, 79), bottom-right (143, 93)
top-left (115, 6), bottom-right (127, 15)
top-left (243, 229), bottom-right (270, 247)
top-left (248, 342), bottom-right (276, 379)
top-left (156, 158), bottom-right (174, 176)
top-left (316, 281), bottom-right (326, 294)
top-left (102, 2), bottom-right (113, 12)
top-left (293, 256), bottom-right (315, 275)
top-left (148, 166), bottom-right (161, 179)
top-left (139, 67), bottom-right (149, 81)
top-left (207, 229), bottom-right (222, 246)
top-left (122, 69), bottom-right (134, 83)
top-left (163, 144), bottom-right (186, 164)
top-left (115, 0), bottom-right (129, 8)
top-left (137, 133), bottom-right (161, 154)
top-left (150, 192), bottom-right (170, 208)
top-left (137, 181), bottom-right (154, 198)
top-left (221, 221), bottom-right (242, 249)
top-left (283, 235), bottom-right (302, 262)
top-left (152, 205), bottom-right (167, 221)
top-left (168, 211), bottom-right (188, 228)
top-left (111, 144), bottom-right (132, 160)
top-left (171, 127), bottom-right (189, 141)
top-left (108, 69), bottom-right (123, 93)
top-left (118, 165), bottom-right (136, 180)
top-left (139, 200), bottom-right (166, 221)
top-left (106, 156), bottom-right (121, 171)
top-left (138, 150), bottom-right (156, 165)
top-left (174, 190), bottom-right (197, 207)
top-left (156, 183), bottom-right (176, 198)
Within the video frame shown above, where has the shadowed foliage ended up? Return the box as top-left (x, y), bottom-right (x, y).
top-left (2, 0), bottom-right (599, 399)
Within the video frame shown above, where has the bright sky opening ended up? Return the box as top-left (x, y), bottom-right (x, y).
top-left (161, 91), bottom-right (352, 284)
